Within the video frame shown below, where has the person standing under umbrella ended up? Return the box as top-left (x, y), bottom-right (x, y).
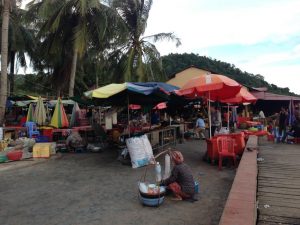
top-left (210, 106), bottom-right (221, 137)
top-left (278, 107), bottom-right (288, 142)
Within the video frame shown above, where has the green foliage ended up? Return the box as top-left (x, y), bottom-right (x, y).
top-left (107, 0), bottom-right (181, 82)
top-left (162, 53), bottom-right (298, 96)
top-left (25, 0), bottom-right (125, 95)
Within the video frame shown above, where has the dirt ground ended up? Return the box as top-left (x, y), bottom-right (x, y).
top-left (0, 140), bottom-right (235, 225)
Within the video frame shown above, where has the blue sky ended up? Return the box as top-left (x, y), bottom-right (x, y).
top-left (145, 0), bottom-right (300, 94)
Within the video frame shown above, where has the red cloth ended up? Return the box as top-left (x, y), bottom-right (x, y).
top-left (168, 182), bottom-right (191, 199)
top-left (171, 151), bottom-right (184, 165)
top-left (20, 116), bottom-right (27, 126)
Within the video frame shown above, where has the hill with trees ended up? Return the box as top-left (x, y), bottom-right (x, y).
top-left (162, 53), bottom-right (296, 96)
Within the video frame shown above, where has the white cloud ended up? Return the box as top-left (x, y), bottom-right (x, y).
top-left (146, 0), bottom-right (300, 52)
top-left (145, 0), bottom-right (300, 94)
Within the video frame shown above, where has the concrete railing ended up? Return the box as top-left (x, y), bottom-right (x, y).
top-left (219, 135), bottom-right (258, 225)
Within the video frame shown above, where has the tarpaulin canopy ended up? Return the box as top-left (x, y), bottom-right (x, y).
top-left (131, 82), bottom-right (179, 93)
top-left (8, 95), bottom-right (42, 101)
top-left (84, 82), bottom-right (178, 106)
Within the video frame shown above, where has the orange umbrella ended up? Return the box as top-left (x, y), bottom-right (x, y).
top-left (179, 74), bottom-right (241, 101)
top-left (221, 87), bottom-right (257, 104)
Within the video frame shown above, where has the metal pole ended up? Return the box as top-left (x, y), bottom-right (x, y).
top-left (227, 104), bottom-right (230, 130)
top-left (208, 92), bottom-right (212, 138)
top-left (127, 95), bottom-right (130, 138)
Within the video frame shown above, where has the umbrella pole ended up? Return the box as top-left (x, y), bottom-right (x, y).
top-left (227, 104), bottom-right (230, 131)
top-left (208, 92), bottom-right (212, 138)
top-left (127, 95), bottom-right (130, 138)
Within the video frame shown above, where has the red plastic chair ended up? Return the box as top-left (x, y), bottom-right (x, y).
top-left (217, 136), bottom-right (237, 171)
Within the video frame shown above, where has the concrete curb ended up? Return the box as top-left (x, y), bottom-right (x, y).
top-left (219, 135), bottom-right (258, 225)
top-left (0, 153), bottom-right (63, 172)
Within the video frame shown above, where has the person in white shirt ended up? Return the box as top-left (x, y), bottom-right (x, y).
top-left (195, 114), bottom-right (206, 139)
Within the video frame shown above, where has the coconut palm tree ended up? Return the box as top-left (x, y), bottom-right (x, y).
top-left (109, 0), bottom-right (181, 82)
top-left (0, 0), bottom-right (11, 124)
top-left (27, 0), bottom-right (125, 97)
top-left (0, 5), bottom-right (36, 95)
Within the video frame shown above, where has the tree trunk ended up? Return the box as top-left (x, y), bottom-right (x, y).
top-left (68, 49), bottom-right (78, 97)
top-left (10, 52), bottom-right (16, 96)
top-left (0, 0), bottom-right (10, 125)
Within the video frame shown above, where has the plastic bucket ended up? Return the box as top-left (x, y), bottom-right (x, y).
top-left (194, 181), bottom-right (200, 194)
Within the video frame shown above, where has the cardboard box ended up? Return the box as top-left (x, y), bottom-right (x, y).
top-left (33, 143), bottom-right (53, 158)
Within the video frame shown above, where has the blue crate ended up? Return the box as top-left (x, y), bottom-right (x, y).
top-left (35, 135), bottom-right (49, 143)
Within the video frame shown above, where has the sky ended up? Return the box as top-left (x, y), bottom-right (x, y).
top-left (21, 0), bottom-right (300, 94)
top-left (144, 0), bottom-right (300, 94)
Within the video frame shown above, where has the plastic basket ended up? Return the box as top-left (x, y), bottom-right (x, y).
top-left (140, 195), bottom-right (164, 207)
top-left (7, 150), bottom-right (23, 161)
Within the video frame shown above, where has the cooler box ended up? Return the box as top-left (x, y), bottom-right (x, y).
top-left (33, 143), bottom-right (54, 158)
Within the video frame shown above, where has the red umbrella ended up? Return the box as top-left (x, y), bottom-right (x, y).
top-left (221, 87), bottom-right (257, 104)
top-left (153, 102), bottom-right (167, 110)
top-left (179, 74), bottom-right (242, 137)
top-left (129, 104), bottom-right (141, 110)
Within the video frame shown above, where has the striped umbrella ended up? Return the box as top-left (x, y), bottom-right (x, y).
top-left (26, 103), bottom-right (35, 122)
top-left (34, 96), bottom-right (47, 125)
top-left (70, 102), bottom-right (80, 127)
top-left (50, 98), bottom-right (69, 128)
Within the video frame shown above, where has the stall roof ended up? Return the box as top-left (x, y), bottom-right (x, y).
top-left (251, 91), bottom-right (300, 101)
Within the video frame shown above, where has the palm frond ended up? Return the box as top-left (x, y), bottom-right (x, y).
top-left (143, 32), bottom-right (181, 47)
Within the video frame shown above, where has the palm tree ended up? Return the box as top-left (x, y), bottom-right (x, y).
top-left (109, 0), bottom-right (181, 82)
top-left (27, 0), bottom-right (125, 97)
top-left (1, 4), bottom-right (36, 95)
top-left (0, 0), bottom-right (11, 124)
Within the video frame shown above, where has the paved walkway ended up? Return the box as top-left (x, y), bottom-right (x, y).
top-left (257, 141), bottom-right (300, 225)
top-left (0, 141), bottom-right (235, 225)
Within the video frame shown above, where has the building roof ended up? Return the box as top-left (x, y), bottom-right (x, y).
top-left (166, 66), bottom-right (212, 88)
top-left (251, 91), bottom-right (300, 101)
